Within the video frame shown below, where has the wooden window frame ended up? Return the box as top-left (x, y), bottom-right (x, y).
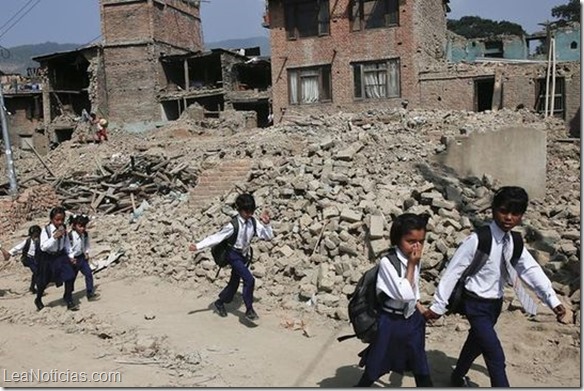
top-left (288, 65), bottom-right (333, 105)
top-left (350, 0), bottom-right (399, 32)
top-left (284, 0), bottom-right (330, 40)
top-left (352, 58), bottom-right (400, 100)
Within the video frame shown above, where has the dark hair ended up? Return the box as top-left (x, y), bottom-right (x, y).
top-left (49, 206), bottom-right (66, 220)
top-left (68, 214), bottom-right (90, 226)
top-left (235, 193), bottom-right (256, 212)
top-left (492, 186), bottom-right (528, 214)
top-left (389, 213), bottom-right (429, 246)
top-left (28, 225), bottom-right (41, 237)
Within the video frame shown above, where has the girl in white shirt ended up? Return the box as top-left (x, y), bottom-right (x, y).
top-left (7, 225), bottom-right (41, 293)
top-left (356, 213), bottom-right (433, 387)
top-left (68, 214), bottom-right (99, 301)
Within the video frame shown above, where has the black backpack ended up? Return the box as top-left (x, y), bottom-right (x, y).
top-left (20, 238), bottom-right (33, 266)
top-left (337, 249), bottom-right (402, 344)
top-left (447, 225), bottom-right (523, 315)
top-left (210, 216), bottom-right (256, 268)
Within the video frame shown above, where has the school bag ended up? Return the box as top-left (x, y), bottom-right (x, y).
top-left (337, 249), bottom-right (402, 344)
top-left (447, 225), bottom-right (523, 315)
top-left (211, 216), bottom-right (256, 268)
top-left (20, 238), bottom-right (33, 266)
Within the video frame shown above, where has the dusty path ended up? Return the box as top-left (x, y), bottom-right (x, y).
top-left (0, 267), bottom-right (579, 387)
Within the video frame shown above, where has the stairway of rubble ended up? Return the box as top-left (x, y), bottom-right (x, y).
top-left (189, 159), bottom-right (253, 209)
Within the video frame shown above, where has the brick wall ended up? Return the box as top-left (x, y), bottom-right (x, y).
top-left (4, 96), bottom-right (42, 143)
top-left (268, 0), bottom-right (447, 122)
top-left (100, 0), bottom-right (203, 124)
top-left (0, 185), bottom-right (60, 241)
top-left (419, 61), bottom-right (581, 134)
top-left (189, 159), bottom-right (253, 210)
top-left (152, 0), bottom-right (202, 50)
top-left (103, 45), bottom-right (159, 123)
top-left (102, 0), bottom-right (151, 45)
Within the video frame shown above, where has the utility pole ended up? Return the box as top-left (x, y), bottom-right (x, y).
top-left (0, 83), bottom-right (18, 196)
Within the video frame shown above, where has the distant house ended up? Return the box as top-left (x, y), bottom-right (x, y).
top-left (263, 0), bottom-right (580, 135)
top-left (159, 48), bottom-right (272, 127)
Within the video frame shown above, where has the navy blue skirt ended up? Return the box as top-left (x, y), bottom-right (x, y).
top-left (358, 309), bottom-right (430, 379)
top-left (37, 252), bottom-right (76, 287)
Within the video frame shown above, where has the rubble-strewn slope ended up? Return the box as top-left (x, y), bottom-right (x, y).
top-left (0, 108), bottom-right (580, 325)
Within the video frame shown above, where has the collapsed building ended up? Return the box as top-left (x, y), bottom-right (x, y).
top-left (263, 0), bottom-right (580, 136)
top-left (2, 0), bottom-right (271, 153)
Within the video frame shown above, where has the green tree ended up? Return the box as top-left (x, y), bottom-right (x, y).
top-left (551, 0), bottom-right (580, 24)
top-left (447, 16), bottom-right (526, 39)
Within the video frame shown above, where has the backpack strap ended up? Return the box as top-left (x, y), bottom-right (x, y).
top-left (458, 225), bottom-right (492, 284)
top-left (384, 248), bottom-right (402, 277)
top-left (510, 231), bottom-right (523, 267)
top-left (226, 216), bottom-right (240, 248)
top-left (22, 238), bottom-right (32, 257)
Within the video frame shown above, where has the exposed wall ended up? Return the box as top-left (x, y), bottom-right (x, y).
top-left (419, 61), bottom-right (581, 135)
top-left (103, 44), bottom-right (159, 123)
top-left (152, 0), bottom-right (202, 50)
top-left (100, 0), bottom-right (203, 124)
top-left (102, 0), bottom-right (151, 44)
top-left (4, 95), bottom-right (42, 144)
top-left (268, 0), bottom-right (447, 122)
top-left (438, 127), bottom-right (547, 199)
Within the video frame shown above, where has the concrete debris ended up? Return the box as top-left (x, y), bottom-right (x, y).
top-left (0, 107), bottom-right (579, 322)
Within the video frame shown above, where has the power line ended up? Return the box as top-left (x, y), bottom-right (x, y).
top-left (0, 0), bottom-right (35, 35)
top-left (0, 0), bottom-right (41, 42)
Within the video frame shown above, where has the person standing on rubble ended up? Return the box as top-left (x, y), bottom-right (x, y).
top-left (95, 117), bottom-right (109, 143)
top-left (189, 193), bottom-right (274, 322)
top-left (424, 186), bottom-right (567, 387)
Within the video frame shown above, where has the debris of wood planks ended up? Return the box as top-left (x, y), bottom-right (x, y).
top-left (51, 154), bottom-right (198, 214)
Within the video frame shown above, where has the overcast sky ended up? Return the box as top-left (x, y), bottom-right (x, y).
top-left (0, 0), bottom-right (572, 48)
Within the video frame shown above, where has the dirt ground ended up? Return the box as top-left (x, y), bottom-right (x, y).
top-left (0, 265), bottom-right (580, 388)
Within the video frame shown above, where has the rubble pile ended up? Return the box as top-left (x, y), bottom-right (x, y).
top-left (55, 152), bottom-right (198, 214)
top-left (0, 107), bottom-right (579, 323)
top-left (0, 184), bottom-right (60, 233)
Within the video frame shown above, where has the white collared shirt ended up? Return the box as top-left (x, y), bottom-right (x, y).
top-left (40, 224), bottom-right (71, 254)
top-left (69, 230), bottom-right (90, 258)
top-left (376, 248), bottom-right (420, 319)
top-left (430, 221), bottom-right (562, 315)
top-left (9, 238), bottom-right (37, 258)
top-left (195, 215), bottom-right (274, 256)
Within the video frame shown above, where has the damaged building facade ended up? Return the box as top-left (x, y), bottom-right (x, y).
top-left (15, 0), bottom-right (271, 151)
top-left (159, 48), bottom-right (272, 127)
top-left (265, 0), bottom-right (450, 122)
top-left (1, 69), bottom-right (45, 153)
top-left (264, 0), bottom-right (580, 135)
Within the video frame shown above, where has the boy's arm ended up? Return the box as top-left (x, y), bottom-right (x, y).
top-left (189, 223), bottom-right (234, 252)
top-left (514, 248), bottom-right (562, 311)
top-left (7, 239), bottom-right (26, 257)
top-left (255, 211), bottom-right (274, 240)
top-left (428, 234), bottom-right (478, 317)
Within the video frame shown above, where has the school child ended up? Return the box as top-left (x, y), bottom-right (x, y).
top-left (356, 213), bottom-right (433, 387)
top-left (6, 225), bottom-right (42, 293)
top-left (424, 186), bottom-right (566, 387)
top-left (68, 214), bottom-right (99, 301)
top-left (189, 193), bottom-right (274, 321)
top-left (36, 207), bottom-right (79, 311)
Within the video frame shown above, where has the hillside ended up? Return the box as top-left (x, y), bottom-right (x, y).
top-left (0, 42), bottom-right (79, 75)
top-left (205, 36), bottom-right (270, 56)
top-left (0, 36), bottom-right (271, 76)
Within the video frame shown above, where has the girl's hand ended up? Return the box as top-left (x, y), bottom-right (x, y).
top-left (408, 243), bottom-right (422, 265)
top-left (189, 243), bottom-right (197, 252)
top-left (54, 226), bottom-right (65, 239)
